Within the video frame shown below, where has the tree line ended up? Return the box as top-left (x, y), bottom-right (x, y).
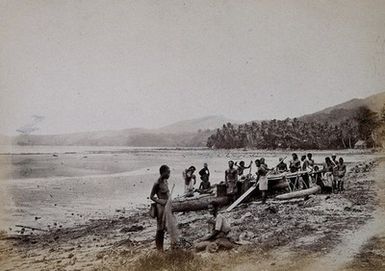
top-left (207, 105), bottom-right (385, 150)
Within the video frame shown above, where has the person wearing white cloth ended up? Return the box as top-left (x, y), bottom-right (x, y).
top-left (256, 158), bottom-right (269, 204)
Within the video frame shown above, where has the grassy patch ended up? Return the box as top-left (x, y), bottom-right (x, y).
top-left (132, 249), bottom-right (202, 271)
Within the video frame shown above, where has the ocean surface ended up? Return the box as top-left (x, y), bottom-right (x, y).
top-left (0, 145), bottom-right (377, 233)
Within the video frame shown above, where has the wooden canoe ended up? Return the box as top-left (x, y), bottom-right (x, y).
top-left (275, 185), bottom-right (321, 200)
top-left (267, 170), bottom-right (309, 181)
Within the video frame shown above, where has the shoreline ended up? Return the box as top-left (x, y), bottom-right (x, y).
top-left (1, 157), bottom-right (383, 270)
top-left (0, 144), bottom-right (379, 156)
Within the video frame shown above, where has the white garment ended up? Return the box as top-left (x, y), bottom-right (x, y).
top-left (259, 175), bottom-right (268, 191)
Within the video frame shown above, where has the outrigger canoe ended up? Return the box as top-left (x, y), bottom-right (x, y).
top-left (268, 170), bottom-right (310, 190)
top-left (267, 170), bottom-right (309, 181)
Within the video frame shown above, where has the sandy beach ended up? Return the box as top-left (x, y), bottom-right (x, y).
top-left (2, 0), bottom-right (385, 269)
top-left (0, 147), bottom-right (384, 271)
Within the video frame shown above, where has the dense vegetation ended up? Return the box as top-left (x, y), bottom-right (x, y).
top-left (207, 105), bottom-right (385, 150)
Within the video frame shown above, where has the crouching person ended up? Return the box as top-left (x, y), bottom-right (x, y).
top-left (194, 203), bottom-right (234, 252)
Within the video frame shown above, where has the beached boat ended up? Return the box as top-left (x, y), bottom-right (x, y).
top-left (268, 170), bottom-right (310, 190)
top-left (171, 171), bottom-right (314, 212)
top-left (267, 170), bottom-right (309, 181)
top-left (275, 185), bottom-right (321, 200)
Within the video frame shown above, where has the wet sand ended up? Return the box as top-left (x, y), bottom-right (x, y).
top-left (0, 147), bottom-right (384, 270)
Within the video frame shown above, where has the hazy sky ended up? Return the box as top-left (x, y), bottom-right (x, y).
top-left (1, 0), bottom-right (385, 135)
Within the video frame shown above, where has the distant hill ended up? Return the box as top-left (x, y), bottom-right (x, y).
top-left (300, 91), bottom-right (385, 124)
top-left (156, 115), bottom-right (236, 134)
top-left (11, 115), bottom-right (231, 147)
top-left (8, 92), bottom-right (385, 147)
top-left (13, 128), bottom-right (149, 146)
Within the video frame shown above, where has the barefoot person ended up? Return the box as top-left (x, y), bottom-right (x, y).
top-left (225, 161), bottom-right (238, 200)
top-left (235, 160), bottom-right (252, 195)
top-left (307, 153), bottom-right (316, 182)
top-left (289, 153), bottom-right (301, 190)
top-left (289, 153), bottom-right (301, 173)
top-left (199, 163), bottom-right (210, 182)
top-left (183, 166), bottom-right (196, 197)
top-left (331, 154), bottom-right (339, 167)
top-left (307, 153), bottom-right (315, 168)
top-left (150, 165), bottom-right (171, 251)
top-left (276, 157), bottom-right (288, 173)
top-left (257, 158), bottom-right (269, 204)
top-left (331, 154), bottom-right (339, 191)
top-left (337, 157), bottom-right (347, 192)
top-left (198, 163), bottom-right (211, 193)
top-left (194, 202), bottom-right (233, 252)
top-left (323, 157), bottom-right (334, 191)
top-left (301, 155), bottom-right (310, 189)
top-left (236, 161), bottom-right (252, 177)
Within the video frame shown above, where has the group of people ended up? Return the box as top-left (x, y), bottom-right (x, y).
top-left (282, 152), bottom-right (347, 193)
top-left (150, 164), bottom-right (230, 251)
top-left (149, 153), bottom-right (347, 251)
top-left (182, 163), bottom-right (211, 197)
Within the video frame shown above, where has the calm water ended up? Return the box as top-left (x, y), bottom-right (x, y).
top-left (0, 145), bottom-right (377, 233)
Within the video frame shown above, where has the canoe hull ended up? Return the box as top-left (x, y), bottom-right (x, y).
top-left (275, 186), bottom-right (321, 200)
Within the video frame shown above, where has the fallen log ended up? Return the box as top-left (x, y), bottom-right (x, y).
top-left (172, 196), bottom-right (230, 212)
top-left (275, 185), bottom-right (321, 200)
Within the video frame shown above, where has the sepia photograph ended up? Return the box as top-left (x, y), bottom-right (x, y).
top-left (1, 1), bottom-right (385, 270)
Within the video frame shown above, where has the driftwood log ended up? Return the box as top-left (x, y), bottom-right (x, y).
top-left (172, 196), bottom-right (230, 213)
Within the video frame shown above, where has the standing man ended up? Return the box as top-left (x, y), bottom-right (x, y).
top-left (183, 166), bottom-right (196, 197)
top-left (301, 155), bottom-right (310, 189)
top-left (256, 158), bottom-right (269, 204)
top-left (331, 154), bottom-right (339, 191)
top-left (225, 161), bottom-right (238, 200)
top-left (289, 153), bottom-right (301, 190)
top-left (331, 154), bottom-right (339, 167)
top-left (307, 153), bottom-right (315, 168)
top-left (337, 157), bottom-right (347, 192)
top-left (276, 157), bottom-right (288, 172)
top-left (307, 153), bottom-right (315, 182)
top-left (323, 157), bottom-right (334, 190)
top-left (236, 161), bottom-right (252, 194)
top-left (236, 161), bottom-right (252, 177)
top-left (289, 153), bottom-right (301, 173)
top-left (150, 165), bottom-right (171, 251)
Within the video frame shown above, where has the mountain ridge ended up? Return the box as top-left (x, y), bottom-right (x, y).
top-left (9, 115), bottom-right (234, 147)
top-left (299, 91), bottom-right (385, 124)
top-left (5, 91), bottom-right (385, 147)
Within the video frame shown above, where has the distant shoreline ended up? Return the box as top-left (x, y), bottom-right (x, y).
top-left (0, 144), bottom-right (377, 156)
